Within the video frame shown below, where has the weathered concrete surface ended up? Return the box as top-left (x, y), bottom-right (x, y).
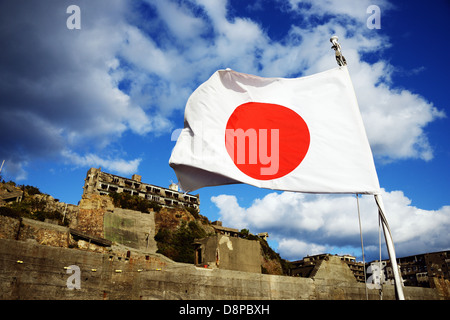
top-left (196, 234), bottom-right (262, 273)
top-left (0, 239), bottom-right (444, 300)
top-left (104, 208), bottom-right (157, 253)
top-left (0, 215), bottom-right (21, 240)
top-left (0, 216), bottom-right (74, 248)
top-left (313, 255), bottom-right (359, 282)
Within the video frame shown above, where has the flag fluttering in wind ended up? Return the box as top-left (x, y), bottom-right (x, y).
top-left (169, 66), bottom-right (380, 195)
top-left (169, 60), bottom-right (405, 300)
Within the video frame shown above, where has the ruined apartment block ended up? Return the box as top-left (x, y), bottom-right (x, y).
top-left (83, 167), bottom-right (200, 210)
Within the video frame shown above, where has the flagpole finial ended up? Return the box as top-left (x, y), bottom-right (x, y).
top-left (330, 35), bottom-right (347, 67)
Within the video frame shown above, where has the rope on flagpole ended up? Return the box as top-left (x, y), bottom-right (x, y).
top-left (356, 194), bottom-right (368, 300)
top-left (378, 212), bottom-right (383, 300)
top-left (330, 36), bottom-right (347, 67)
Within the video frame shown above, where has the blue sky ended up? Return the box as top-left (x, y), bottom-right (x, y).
top-left (0, 0), bottom-right (449, 262)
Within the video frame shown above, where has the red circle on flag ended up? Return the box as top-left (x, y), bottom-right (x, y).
top-left (225, 102), bottom-right (310, 180)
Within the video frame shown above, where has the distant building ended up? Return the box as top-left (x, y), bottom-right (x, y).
top-left (83, 167), bottom-right (200, 210)
top-left (291, 250), bottom-right (450, 288)
top-left (383, 250), bottom-right (450, 288)
top-left (342, 254), bottom-right (366, 283)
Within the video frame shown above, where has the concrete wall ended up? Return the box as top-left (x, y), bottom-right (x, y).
top-left (0, 216), bottom-right (73, 248)
top-left (104, 208), bottom-right (157, 253)
top-left (196, 234), bottom-right (262, 273)
top-left (0, 239), bottom-right (444, 300)
top-left (0, 215), bottom-right (20, 240)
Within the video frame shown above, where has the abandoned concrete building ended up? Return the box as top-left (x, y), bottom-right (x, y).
top-left (83, 167), bottom-right (199, 210)
top-left (289, 253), bottom-right (366, 283)
top-left (0, 183), bottom-right (23, 204)
top-left (210, 220), bottom-right (240, 237)
top-left (193, 221), bottom-right (264, 273)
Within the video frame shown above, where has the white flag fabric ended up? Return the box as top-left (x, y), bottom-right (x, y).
top-left (169, 66), bottom-right (381, 195)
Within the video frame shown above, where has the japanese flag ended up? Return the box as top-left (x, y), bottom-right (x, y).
top-left (169, 66), bottom-right (381, 195)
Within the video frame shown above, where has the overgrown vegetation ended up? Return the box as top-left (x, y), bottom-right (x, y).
top-left (108, 192), bottom-right (162, 213)
top-left (0, 181), bottom-right (68, 226)
top-left (155, 221), bottom-right (208, 263)
top-left (1, 180), bottom-right (42, 196)
top-left (0, 206), bottom-right (21, 219)
top-left (239, 228), bottom-right (259, 240)
top-left (259, 238), bottom-right (292, 275)
top-left (22, 184), bottom-right (42, 196)
top-left (185, 206), bottom-right (200, 219)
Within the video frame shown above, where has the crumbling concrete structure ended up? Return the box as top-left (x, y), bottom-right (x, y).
top-left (76, 193), bottom-right (157, 253)
top-left (0, 183), bottom-right (23, 204)
top-left (193, 221), bottom-right (269, 274)
top-left (194, 234), bottom-right (262, 273)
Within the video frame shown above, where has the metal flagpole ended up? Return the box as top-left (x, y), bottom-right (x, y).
top-left (330, 36), bottom-right (405, 300)
top-left (375, 194), bottom-right (405, 300)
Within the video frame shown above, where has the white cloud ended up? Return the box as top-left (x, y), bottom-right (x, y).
top-left (211, 190), bottom-right (450, 261)
top-left (278, 239), bottom-right (327, 260)
top-left (148, 0), bottom-right (206, 40)
top-left (121, 25), bottom-right (176, 78)
top-left (0, 1), bottom-right (157, 178)
top-left (1, 0), bottom-right (445, 179)
top-left (349, 59), bottom-right (446, 161)
top-left (287, 0), bottom-right (394, 21)
top-left (62, 149), bottom-right (141, 176)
